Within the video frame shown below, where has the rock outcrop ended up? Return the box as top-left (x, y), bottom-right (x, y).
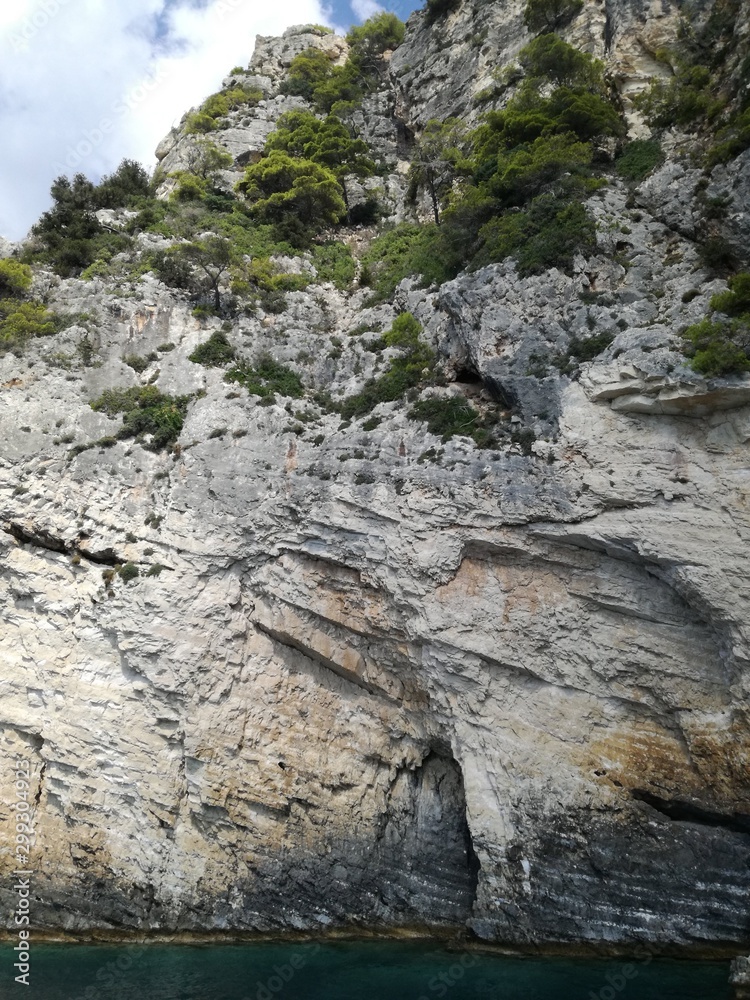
top-left (0, 0), bottom-right (749, 956)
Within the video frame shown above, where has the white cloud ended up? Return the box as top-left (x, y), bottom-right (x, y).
top-left (350, 0), bottom-right (384, 20)
top-left (0, 0), bottom-right (330, 240)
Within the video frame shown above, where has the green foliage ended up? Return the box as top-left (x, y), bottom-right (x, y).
top-left (424, 0), bottom-right (461, 26)
top-left (519, 34), bottom-right (603, 88)
top-left (487, 132), bottom-right (593, 206)
top-left (186, 86), bottom-right (263, 133)
top-left (682, 318), bottom-right (750, 376)
top-left (339, 313), bottom-right (435, 419)
top-left (408, 118), bottom-right (468, 224)
top-left (230, 256), bottom-right (309, 311)
top-left (94, 159), bottom-right (151, 208)
top-left (150, 249), bottom-right (194, 289)
top-left (407, 394), bottom-right (492, 446)
top-left (90, 386), bottom-right (191, 450)
top-left (681, 271), bottom-right (750, 375)
top-left (169, 171), bottom-right (209, 201)
top-left (225, 355), bottom-right (304, 399)
top-left (346, 13), bottom-right (405, 75)
top-left (523, 0), bottom-right (583, 33)
top-left (383, 311), bottom-right (422, 347)
top-left (310, 241), bottom-right (356, 289)
top-left (188, 330), bottom-right (236, 367)
top-left (185, 111), bottom-right (219, 134)
top-left (474, 195), bottom-right (597, 275)
top-left (707, 107), bottom-right (750, 166)
top-left (710, 272), bottom-right (750, 316)
top-left (635, 63), bottom-right (720, 128)
top-left (25, 161), bottom-right (152, 276)
top-left (281, 48), bottom-right (335, 101)
top-left (267, 110), bottom-right (375, 181)
top-left (237, 152), bottom-right (346, 240)
top-left (123, 352), bottom-right (158, 372)
top-left (615, 140), bottom-right (664, 181)
top-left (118, 562), bottom-right (140, 583)
top-left (0, 260), bottom-right (33, 296)
top-left (360, 223), bottom-right (456, 301)
top-left (173, 236), bottom-right (235, 310)
top-left (283, 14), bottom-right (404, 114)
top-left (0, 299), bottom-right (60, 353)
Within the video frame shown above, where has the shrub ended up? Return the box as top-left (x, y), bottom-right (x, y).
top-left (237, 152), bottom-right (346, 239)
top-left (0, 260), bottom-right (33, 296)
top-left (707, 107), bottom-right (750, 166)
top-left (0, 299), bottom-right (60, 354)
top-left (424, 0), bottom-right (461, 25)
top-left (90, 386), bottom-right (191, 450)
top-left (474, 195), bottom-right (596, 275)
top-left (339, 313), bottom-right (435, 419)
top-left (408, 395), bottom-right (484, 442)
top-left (225, 355), bottom-right (304, 399)
top-left (360, 223), bottom-right (455, 302)
top-left (310, 241), bottom-right (356, 289)
top-left (281, 48), bottom-right (334, 101)
top-left (523, 0), bottom-right (583, 33)
top-left (185, 111), bottom-right (218, 134)
top-left (188, 330), bottom-right (236, 367)
top-left (118, 562), bottom-right (140, 582)
top-left (682, 318), bottom-right (750, 376)
top-left (123, 352), bottom-right (158, 372)
top-left (346, 13), bottom-right (405, 73)
top-left (615, 140), bottom-right (664, 181)
top-left (710, 272), bottom-right (750, 316)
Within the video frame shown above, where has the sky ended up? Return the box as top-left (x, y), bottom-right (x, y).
top-left (0, 0), bottom-right (421, 241)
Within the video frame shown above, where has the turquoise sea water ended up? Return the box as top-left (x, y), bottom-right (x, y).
top-left (1, 941), bottom-right (729, 1000)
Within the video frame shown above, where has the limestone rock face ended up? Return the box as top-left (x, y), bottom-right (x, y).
top-left (1, 0), bottom-right (749, 953)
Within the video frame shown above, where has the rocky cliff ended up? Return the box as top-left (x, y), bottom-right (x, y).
top-left (1, 0), bottom-right (749, 951)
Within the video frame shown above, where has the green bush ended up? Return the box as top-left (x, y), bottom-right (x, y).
top-left (0, 260), bottom-right (33, 296)
top-left (185, 111), bottom-right (219, 134)
top-left (615, 140), bottom-right (664, 181)
top-left (424, 0), bottom-right (461, 25)
top-left (474, 195), bottom-right (597, 275)
top-left (682, 318), bottom-right (750, 376)
top-left (118, 562), bottom-right (140, 583)
top-left (237, 152), bottom-right (346, 240)
top-left (339, 313), bottom-right (435, 419)
top-left (123, 352), bottom-right (158, 372)
top-left (523, 0), bottom-right (583, 33)
top-left (635, 63), bottom-right (720, 128)
top-left (189, 330), bottom-right (236, 367)
top-left (281, 48), bottom-right (334, 101)
top-left (408, 395), bottom-right (484, 442)
top-left (310, 241), bottom-right (356, 289)
top-left (90, 385), bottom-right (191, 450)
top-left (707, 107), bottom-right (750, 166)
top-left (360, 223), bottom-right (455, 302)
top-left (710, 272), bottom-right (750, 316)
top-left (0, 299), bottom-right (60, 354)
top-left (225, 355), bottom-right (304, 399)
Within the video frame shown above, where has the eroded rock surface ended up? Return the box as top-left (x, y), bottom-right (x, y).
top-left (0, 0), bottom-right (749, 951)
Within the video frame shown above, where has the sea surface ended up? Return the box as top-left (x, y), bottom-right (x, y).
top-left (0, 941), bottom-right (730, 1000)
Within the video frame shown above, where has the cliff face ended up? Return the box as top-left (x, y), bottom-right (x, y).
top-left (1, 0), bottom-right (749, 947)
